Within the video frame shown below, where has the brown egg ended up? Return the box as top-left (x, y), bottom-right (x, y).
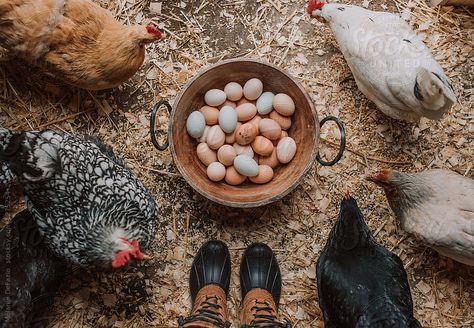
top-left (280, 130), bottom-right (289, 139)
top-left (248, 115), bottom-right (262, 133)
top-left (199, 106), bottom-right (219, 125)
top-left (259, 118), bottom-right (282, 140)
top-left (236, 97), bottom-right (256, 107)
top-left (258, 148), bottom-right (279, 168)
top-left (249, 165), bottom-right (274, 184)
top-left (235, 123), bottom-right (258, 145)
top-left (277, 137), bottom-right (297, 164)
top-left (197, 143), bottom-right (217, 166)
top-left (273, 93), bottom-right (295, 116)
top-left (206, 125), bottom-right (225, 150)
top-left (269, 110), bottom-right (292, 130)
top-left (225, 166), bottom-right (247, 185)
top-left (225, 122), bottom-right (241, 144)
top-left (235, 103), bottom-right (257, 122)
top-left (251, 136), bottom-right (274, 156)
top-left (219, 100), bottom-right (237, 109)
top-left (233, 143), bottom-right (254, 158)
top-left (217, 145), bottom-right (237, 166)
top-left (243, 78), bottom-right (263, 100)
top-left (198, 125), bottom-right (211, 143)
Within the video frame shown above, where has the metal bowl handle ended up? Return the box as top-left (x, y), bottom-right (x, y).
top-left (316, 116), bottom-right (346, 166)
top-left (150, 100), bottom-right (172, 151)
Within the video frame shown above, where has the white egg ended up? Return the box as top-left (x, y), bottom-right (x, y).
top-left (218, 106), bottom-right (238, 133)
top-left (243, 78), bottom-right (263, 100)
top-left (233, 155), bottom-right (259, 177)
top-left (224, 82), bottom-right (243, 101)
top-left (207, 162), bottom-right (226, 182)
top-left (186, 111), bottom-right (206, 138)
top-left (205, 89), bottom-right (226, 107)
top-left (256, 92), bottom-right (274, 115)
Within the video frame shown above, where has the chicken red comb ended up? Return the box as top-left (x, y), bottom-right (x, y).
top-left (111, 239), bottom-right (144, 268)
top-left (365, 170), bottom-right (392, 183)
top-left (344, 191), bottom-right (351, 200)
top-left (146, 25), bottom-right (162, 39)
top-left (307, 0), bottom-right (325, 15)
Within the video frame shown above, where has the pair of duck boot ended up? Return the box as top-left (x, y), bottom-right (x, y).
top-left (178, 241), bottom-right (291, 328)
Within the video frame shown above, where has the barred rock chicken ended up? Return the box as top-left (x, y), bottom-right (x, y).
top-left (0, 162), bottom-right (14, 219)
top-left (317, 194), bottom-right (421, 328)
top-left (0, 0), bottom-right (162, 90)
top-left (1, 209), bottom-right (66, 328)
top-left (367, 169), bottom-right (474, 266)
top-left (307, 1), bottom-right (457, 122)
top-left (0, 129), bottom-right (159, 268)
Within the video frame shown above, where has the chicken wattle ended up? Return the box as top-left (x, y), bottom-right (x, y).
top-left (316, 194), bottom-right (421, 327)
top-left (307, 1), bottom-right (456, 122)
top-left (367, 169), bottom-right (474, 266)
top-left (0, 128), bottom-right (160, 268)
top-left (0, 0), bottom-right (162, 90)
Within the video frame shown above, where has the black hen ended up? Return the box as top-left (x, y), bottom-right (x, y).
top-left (0, 209), bottom-right (66, 327)
top-left (316, 194), bottom-right (421, 328)
top-left (0, 128), bottom-right (159, 269)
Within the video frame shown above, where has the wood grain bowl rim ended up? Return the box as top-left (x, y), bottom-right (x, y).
top-left (168, 58), bottom-right (320, 208)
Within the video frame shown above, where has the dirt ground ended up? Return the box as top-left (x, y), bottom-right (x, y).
top-left (1, 0), bottom-right (473, 327)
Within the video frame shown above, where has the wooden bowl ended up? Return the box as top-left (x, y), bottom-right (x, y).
top-left (151, 59), bottom-right (345, 208)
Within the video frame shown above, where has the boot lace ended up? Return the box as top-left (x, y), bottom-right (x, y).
top-left (178, 295), bottom-right (231, 328)
top-left (241, 300), bottom-right (292, 328)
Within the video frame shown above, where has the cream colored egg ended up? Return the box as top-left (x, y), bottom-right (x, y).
top-left (225, 122), bottom-right (241, 144)
top-left (273, 93), bottom-right (295, 116)
top-left (206, 125), bottom-right (225, 150)
top-left (277, 137), bottom-right (297, 164)
top-left (269, 110), bottom-right (292, 130)
top-left (197, 143), bottom-right (217, 166)
top-left (199, 106), bottom-right (219, 125)
top-left (251, 136), bottom-right (274, 156)
top-left (207, 162), bottom-right (226, 182)
top-left (198, 125), bottom-right (211, 143)
top-left (233, 143), bottom-right (254, 158)
top-left (235, 103), bottom-right (257, 121)
top-left (258, 148), bottom-right (279, 168)
top-left (243, 78), bottom-right (263, 100)
top-left (234, 155), bottom-right (259, 177)
top-left (225, 166), bottom-right (247, 185)
top-left (219, 100), bottom-right (237, 109)
top-left (224, 82), bottom-right (243, 101)
top-left (259, 118), bottom-right (282, 140)
top-left (235, 123), bottom-right (258, 145)
top-left (217, 145), bottom-right (237, 166)
top-left (205, 89), bottom-right (226, 107)
top-left (249, 165), bottom-right (274, 184)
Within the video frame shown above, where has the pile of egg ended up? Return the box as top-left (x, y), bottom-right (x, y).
top-left (186, 78), bottom-right (297, 185)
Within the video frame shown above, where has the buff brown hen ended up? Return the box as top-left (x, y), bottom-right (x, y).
top-left (0, 0), bottom-right (162, 90)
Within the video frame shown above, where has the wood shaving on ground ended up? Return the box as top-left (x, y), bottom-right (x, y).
top-left (0, 0), bottom-right (473, 327)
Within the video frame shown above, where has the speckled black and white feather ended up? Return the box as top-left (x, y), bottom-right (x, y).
top-left (0, 128), bottom-right (159, 267)
top-left (316, 196), bottom-right (421, 328)
top-left (0, 161), bottom-right (14, 219)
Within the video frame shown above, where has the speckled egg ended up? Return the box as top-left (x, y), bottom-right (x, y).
top-left (218, 106), bottom-right (238, 133)
top-left (225, 166), bottom-right (247, 185)
top-left (277, 137), bottom-right (297, 164)
top-left (224, 82), bottom-right (243, 101)
top-left (186, 111), bottom-right (206, 138)
top-left (197, 143), bottom-right (217, 166)
top-left (249, 165), bottom-right (274, 184)
top-left (235, 123), bottom-right (258, 145)
top-left (206, 125), bottom-right (225, 150)
top-left (199, 106), bottom-right (219, 125)
top-left (207, 162), bottom-right (226, 182)
top-left (217, 145), bottom-right (237, 166)
top-left (259, 118), bottom-right (282, 140)
top-left (234, 155), bottom-right (259, 177)
top-left (205, 89), bottom-right (226, 107)
top-left (256, 92), bottom-right (274, 115)
top-left (273, 93), bottom-right (295, 116)
top-left (235, 103), bottom-right (257, 121)
top-left (243, 78), bottom-right (263, 100)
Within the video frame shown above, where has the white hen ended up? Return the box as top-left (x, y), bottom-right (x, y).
top-left (307, 1), bottom-right (457, 122)
top-left (367, 169), bottom-right (474, 266)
